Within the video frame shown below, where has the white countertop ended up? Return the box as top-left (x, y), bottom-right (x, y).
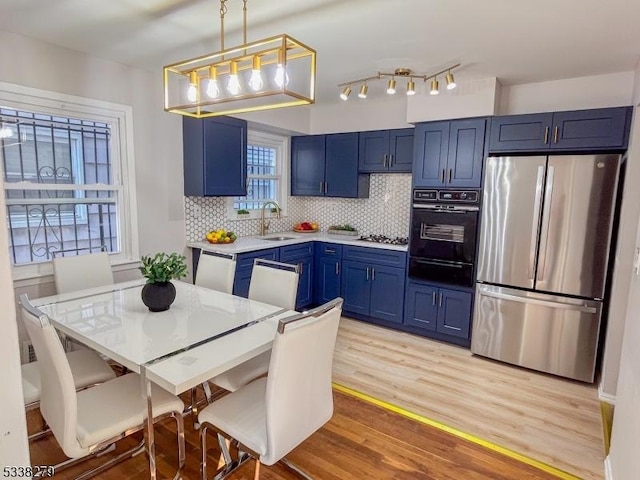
top-left (187, 231), bottom-right (409, 254)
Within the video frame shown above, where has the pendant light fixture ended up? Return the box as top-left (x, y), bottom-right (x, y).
top-left (338, 64), bottom-right (460, 101)
top-left (163, 0), bottom-right (316, 118)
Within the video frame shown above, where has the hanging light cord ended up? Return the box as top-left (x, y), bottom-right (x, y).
top-left (243, 0), bottom-right (248, 45)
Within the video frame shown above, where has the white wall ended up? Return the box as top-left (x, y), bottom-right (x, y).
top-left (499, 71), bottom-right (635, 114)
top-left (606, 64), bottom-right (640, 479)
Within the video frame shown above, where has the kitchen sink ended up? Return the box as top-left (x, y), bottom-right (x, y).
top-left (259, 236), bottom-right (295, 241)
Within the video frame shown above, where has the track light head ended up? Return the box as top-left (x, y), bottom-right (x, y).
top-left (430, 78), bottom-right (439, 95)
top-left (406, 80), bottom-right (416, 96)
top-left (387, 78), bottom-right (397, 95)
top-left (445, 71), bottom-right (456, 90)
top-left (358, 84), bottom-right (368, 99)
top-left (340, 86), bottom-right (352, 101)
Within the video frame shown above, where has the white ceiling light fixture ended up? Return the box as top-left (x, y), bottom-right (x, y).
top-left (163, 0), bottom-right (316, 118)
top-left (338, 64), bottom-right (460, 101)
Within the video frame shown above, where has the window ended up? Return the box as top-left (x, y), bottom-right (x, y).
top-left (0, 82), bottom-right (138, 278)
top-left (227, 130), bottom-right (288, 218)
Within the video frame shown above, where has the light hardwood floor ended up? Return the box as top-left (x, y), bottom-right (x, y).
top-left (332, 318), bottom-right (605, 480)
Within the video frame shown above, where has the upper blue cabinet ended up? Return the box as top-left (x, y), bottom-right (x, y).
top-left (291, 133), bottom-right (369, 198)
top-left (489, 107), bottom-right (632, 153)
top-left (358, 128), bottom-right (414, 173)
top-left (413, 117), bottom-right (487, 188)
top-left (183, 116), bottom-right (247, 196)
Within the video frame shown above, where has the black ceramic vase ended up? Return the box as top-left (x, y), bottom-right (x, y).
top-left (141, 282), bottom-right (176, 312)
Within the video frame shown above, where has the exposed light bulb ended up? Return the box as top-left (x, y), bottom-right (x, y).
top-left (206, 66), bottom-right (220, 98)
top-left (228, 61), bottom-right (241, 95)
top-left (340, 86), bottom-right (352, 101)
top-left (186, 71), bottom-right (199, 103)
top-left (274, 64), bottom-right (289, 88)
top-left (249, 56), bottom-right (263, 91)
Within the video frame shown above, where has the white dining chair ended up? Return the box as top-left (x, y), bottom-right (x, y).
top-left (208, 259), bottom-right (300, 394)
top-left (52, 250), bottom-right (114, 294)
top-left (195, 251), bottom-right (236, 294)
top-left (198, 297), bottom-right (343, 480)
top-left (19, 294), bottom-right (186, 478)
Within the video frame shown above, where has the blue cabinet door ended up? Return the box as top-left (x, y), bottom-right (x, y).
top-left (488, 113), bottom-right (553, 153)
top-left (404, 281), bottom-right (438, 331)
top-left (551, 107), bottom-right (631, 150)
top-left (183, 116), bottom-right (247, 196)
top-left (412, 121), bottom-right (449, 187)
top-left (369, 265), bottom-right (405, 324)
top-left (359, 130), bottom-right (389, 172)
top-left (436, 289), bottom-right (472, 339)
top-left (316, 256), bottom-right (341, 305)
top-left (291, 135), bottom-right (326, 196)
top-left (389, 128), bottom-right (414, 173)
top-left (325, 133), bottom-right (367, 198)
top-left (341, 260), bottom-right (370, 316)
top-left (447, 118), bottom-right (486, 188)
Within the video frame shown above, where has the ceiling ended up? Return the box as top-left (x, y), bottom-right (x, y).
top-left (1, 0), bottom-right (639, 104)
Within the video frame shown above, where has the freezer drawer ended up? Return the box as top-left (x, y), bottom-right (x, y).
top-left (471, 284), bottom-right (601, 382)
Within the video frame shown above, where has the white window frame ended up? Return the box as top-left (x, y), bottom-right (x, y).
top-left (226, 130), bottom-right (289, 220)
top-left (0, 82), bottom-right (139, 281)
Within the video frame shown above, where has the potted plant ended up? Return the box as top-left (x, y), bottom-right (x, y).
top-left (236, 208), bottom-right (250, 218)
top-left (138, 252), bottom-right (188, 312)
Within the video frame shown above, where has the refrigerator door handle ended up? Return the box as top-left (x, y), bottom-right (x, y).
top-left (537, 166), bottom-right (555, 282)
top-left (528, 166), bottom-right (545, 279)
top-left (478, 287), bottom-right (597, 314)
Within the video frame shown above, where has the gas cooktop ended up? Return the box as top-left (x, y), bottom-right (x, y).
top-left (358, 235), bottom-right (409, 245)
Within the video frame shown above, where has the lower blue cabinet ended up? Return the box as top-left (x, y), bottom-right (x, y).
top-left (342, 260), bottom-right (370, 316)
top-left (404, 280), bottom-right (472, 339)
top-left (316, 255), bottom-right (342, 305)
top-left (369, 265), bottom-right (405, 324)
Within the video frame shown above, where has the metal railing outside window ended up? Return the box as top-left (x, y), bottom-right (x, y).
top-left (233, 144), bottom-right (279, 211)
top-left (1, 107), bottom-right (120, 265)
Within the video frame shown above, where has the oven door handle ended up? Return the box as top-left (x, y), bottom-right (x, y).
top-left (413, 258), bottom-right (471, 269)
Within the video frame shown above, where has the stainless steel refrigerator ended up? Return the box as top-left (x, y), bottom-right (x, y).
top-left (471, 154), bottom-right (620, 382)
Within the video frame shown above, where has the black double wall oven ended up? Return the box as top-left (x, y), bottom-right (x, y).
top-left (409, 189), bottom-right (480, 287)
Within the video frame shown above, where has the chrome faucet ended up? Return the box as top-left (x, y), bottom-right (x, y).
top-left (260, 200), bottom-right (281, 236)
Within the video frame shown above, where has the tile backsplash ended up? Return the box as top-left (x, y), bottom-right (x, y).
top-left (185, 174), bottom-right (412, 242)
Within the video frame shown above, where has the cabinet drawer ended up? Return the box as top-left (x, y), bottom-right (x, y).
top-left (317, 242), bottom-right (342, 258)
top-left (342, 245), bottom-right (406, 267)
top-left (280, 243), bottom-right (314, 261)
top-left (236, 248), bottom-right (280, 271)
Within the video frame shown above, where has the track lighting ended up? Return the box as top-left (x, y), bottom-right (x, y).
top-left (430, 78), bottom-right (439, 95)
top-left (340, 86), bottom-right (352, 101)
top-left (337, 64), bottom-right (460, 102)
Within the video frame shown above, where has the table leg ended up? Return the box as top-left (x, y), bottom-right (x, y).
top-left (141, 367), bottom-right (157, 480)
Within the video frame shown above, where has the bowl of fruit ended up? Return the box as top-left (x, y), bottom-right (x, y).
top-left (293, 221), bottom-right (319, 233)
top-left (205, 229), bottom-right (237, 244)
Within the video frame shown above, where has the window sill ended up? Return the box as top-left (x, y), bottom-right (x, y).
top-left (12, 258), bottom-right (141, 288)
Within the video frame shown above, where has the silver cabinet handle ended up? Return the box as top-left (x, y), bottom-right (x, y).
top-left (543, 126), bottom-right (549, 144)
top-left (366, 267), bottom-right (370, 281)
top-left (326, 249), bottom-right (336, 254)
top-left (298, 262), bottom-right (303, 275)
top-left (389, 154), bottom-right (394, 167)
top-left (372, 268), bottom-right (376, 281)
top-left (335, 261), bottom-right (340, 275)
top-left (478, 287), bottom-right (597, 314)
top-left (440, 169), bottom-right (445, 183)
top-left (383, 154), bottom-right (389, 168)
top-left (448, 168), bottom-right (452, 184)
top-left (529, 166), bottom-right (545, 280)
top-left (432, 291), bottom-right (436, 306)
top-left (319, 181), bottom-right (323, 194)
top-left (537, 166), bottom-right (555, 282)
top-left (438, 292), bottom-right (443, 308)
top-left (553, 125), bottom-right (559, 144)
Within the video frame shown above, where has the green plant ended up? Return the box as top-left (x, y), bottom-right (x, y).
top-left (236, 208), bottom-right (250, 214)
top-left (139, 252), bottom-right (188, 284)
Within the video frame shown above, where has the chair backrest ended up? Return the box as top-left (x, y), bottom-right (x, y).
top-left (248, 259), bottom-right (299, 310)
top-left (19, 294), bottom-right (84, 458)
top-left (53, 251), bottom-right (114, 294)
top-left (195, 252), bottom-right (236, 294)
top-left (262, 297), bottom-right (343, 465)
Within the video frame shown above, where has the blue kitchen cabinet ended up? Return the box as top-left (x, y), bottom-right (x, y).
top-left (341, 246), bottom-right (406, 322)
top-left (413, 118), bottom-right (486, 188)
top-left (489, 107), bottom-right (632, 153)
top-left (314, 243), bottom-right (342, 305)
top-left (280, 243), bottom-right (314, 310)
top-left (358, 128), bottom-right (414, 173)
top-left (404, 279), bottom-right (472, 340)
top-left (233, 248), bottom-right (280, 298)
top-left (292, 133), bottom-right (369, 198)
top-left (291, 135), bottom-right (326, 196)
top-left (183, 116), bottom-right (247, 196)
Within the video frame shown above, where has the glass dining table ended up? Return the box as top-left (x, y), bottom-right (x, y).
top-left (33, 278), bottom-right (294, 480)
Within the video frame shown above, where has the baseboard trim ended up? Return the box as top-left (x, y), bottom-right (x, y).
top-left (598, 384), bottom-right (617, 405)
top-left (604, 455), bottom-right (613, 480)
top-left (332, 382), bottom-right (581, 480)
